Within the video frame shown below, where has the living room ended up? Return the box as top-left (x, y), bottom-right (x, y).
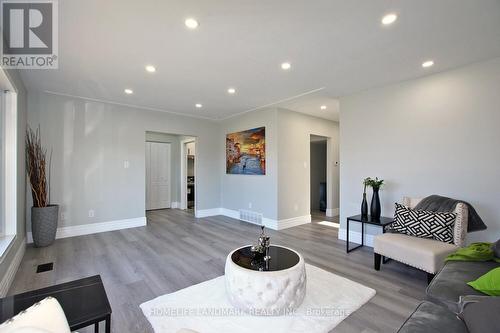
top-left (0, 1), bottom-right (500, 332)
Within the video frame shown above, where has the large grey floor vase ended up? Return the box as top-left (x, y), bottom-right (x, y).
top-left (31, 205), bottom-right (59, 247)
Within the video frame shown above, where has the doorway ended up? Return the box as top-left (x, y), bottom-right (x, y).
top-left (145, 132), bottom-right (197, 216)
top-left (145, 131), bottom-right (198, 216)
top-left (145, 141), bottom-right (172, 210)
top-left (180, 138), bottom-right (196, 211)
top-left (309, 134), bottom-right (339, 226)
top-left (310, 135), bottom-right (328, 220)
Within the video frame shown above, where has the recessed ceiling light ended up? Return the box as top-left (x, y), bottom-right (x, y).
top-left (281, 62), bottom-right (291, 70)
top-left (185, 18), bottom-right (199, 29)
top-left (227, 88), bottom-right (236, 94)
top-left (195, 103), bottom-right (203, 108)
top-left (145, 65), bottom-right (156, 73)
top-left (422, 60), bottom-right (434, 68)
top-left (381, 13), bottom-right (398, 25)
top-left (124, 89), bottom-right (133, 94)
top-left (320, 105), bottom-right (327, 110)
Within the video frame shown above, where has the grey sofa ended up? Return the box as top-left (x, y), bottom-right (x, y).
top-left (426, 261), bottom-right (499, 312)
top-left (397, 260), bottom-right (500, 332)
top-left (398, 301), bottom-right (468, 333)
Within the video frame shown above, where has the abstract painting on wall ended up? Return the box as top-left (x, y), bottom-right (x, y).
top-left (226, 127), bottom-right (266, 175)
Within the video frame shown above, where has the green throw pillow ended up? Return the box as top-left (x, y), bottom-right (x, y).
top-left (468, 267), bottom-right (500, 296)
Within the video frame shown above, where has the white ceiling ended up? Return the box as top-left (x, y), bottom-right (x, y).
top-left (20, 0), bottom-right (500, 121)
top-left (275, 89), bottom-right (340, 121)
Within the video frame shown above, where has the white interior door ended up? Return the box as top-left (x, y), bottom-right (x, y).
top-left (146, 142), bottom-right (171, 210)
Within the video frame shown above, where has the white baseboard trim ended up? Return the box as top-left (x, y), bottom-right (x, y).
top-left (171, 202), bottom-right (181, 209)
top-left (219, 208), bottom-right (239, 220)
top-left (326, 208), bottom-right (339, 217)
top-left (220, 208), bottom-right (269, 227)
top-left (262, 217), bottom-right (279, 230)
top-left (27, 217), bottom-right (147, 244)
top-left (195, 208), bottom-right (223, 218)
top-left (276, 215), bottom-right (311, 229)
top-left (195, 208), bottom-right (310, 230)
top-left (0, 238), bottom-right (26, 297)
top-left (338, 228), bottom-right (375, 247)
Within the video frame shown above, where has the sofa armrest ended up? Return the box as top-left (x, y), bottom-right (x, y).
top-left (457, 295), bottom-right (492, 313)
top-left (397, 301), bottom-right (467, 333)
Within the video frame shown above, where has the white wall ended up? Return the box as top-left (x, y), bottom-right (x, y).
top-left (27, 91), bottom-right (220, 230)
top-left (339, 57), bottom-right (500, 244)
top-left (220, 108), bottom-right (279, 220)
top-left (277, 109), bottom-right (339, 220)
top-left (25, 93), bottom-right (340, 233)
top-left (219, 108), bottom-right (339, 226)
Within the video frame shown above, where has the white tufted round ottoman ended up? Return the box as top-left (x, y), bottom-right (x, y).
top-left (224, 245), bottom-right (306, 316)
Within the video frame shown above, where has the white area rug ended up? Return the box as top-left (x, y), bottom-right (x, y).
top-left (140, 264), bottom-right (376, 333)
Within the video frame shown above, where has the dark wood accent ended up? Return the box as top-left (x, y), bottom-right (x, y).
top-left (0, 275), bottom-right (111, 333)
top-left (374, 253), bottom-right (382, 271)
top-left (346, 214), bottom-right (394, 253)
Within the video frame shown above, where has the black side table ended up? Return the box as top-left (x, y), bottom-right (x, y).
top-left (0, 275), bottom-right (111, 332)
top-left (346, 215), bottom-right (394, 253)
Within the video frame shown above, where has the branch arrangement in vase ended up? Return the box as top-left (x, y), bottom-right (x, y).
top-left (26, 126), bottom-right (58, 247)
top-left (26, 126), bottom-right (51, 207)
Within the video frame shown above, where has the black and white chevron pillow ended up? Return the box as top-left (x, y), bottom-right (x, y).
top-left (392, 203), bottom-right (456, 244)
top-left (414, 209), bottom-right (456, 243)
top-left (392, 203), bottom-right (419, 233)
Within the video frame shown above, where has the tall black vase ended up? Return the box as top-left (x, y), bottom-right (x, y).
top-left (361, 193), bottom-right (368, 217)
top-left (370, 188), bottom-right (381, 219)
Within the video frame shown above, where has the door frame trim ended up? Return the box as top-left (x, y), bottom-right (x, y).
top-left (309, 135), bottom-right (336, 217)
top-left (180, 138), bottom-right (196, 211)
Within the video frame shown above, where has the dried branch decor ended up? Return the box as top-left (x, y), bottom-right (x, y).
top-left (26, 126), bottom-right (52, 208)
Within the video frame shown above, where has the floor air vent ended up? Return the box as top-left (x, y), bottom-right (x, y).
top-left (36, 262), bottom-right (54, 273)
top-left (239, 210), bottom-right (263, 225)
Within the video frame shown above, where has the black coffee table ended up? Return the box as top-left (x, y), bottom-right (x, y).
top-left (0, 275), bottom-right (111, 332)
top-left (231, 245), bottom-right (300, 271)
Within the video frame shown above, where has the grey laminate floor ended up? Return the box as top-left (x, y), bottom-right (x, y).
top-left (311, 210), bottom-right (339, 223)
top-left (9, 209), bottom-right (426, 332)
